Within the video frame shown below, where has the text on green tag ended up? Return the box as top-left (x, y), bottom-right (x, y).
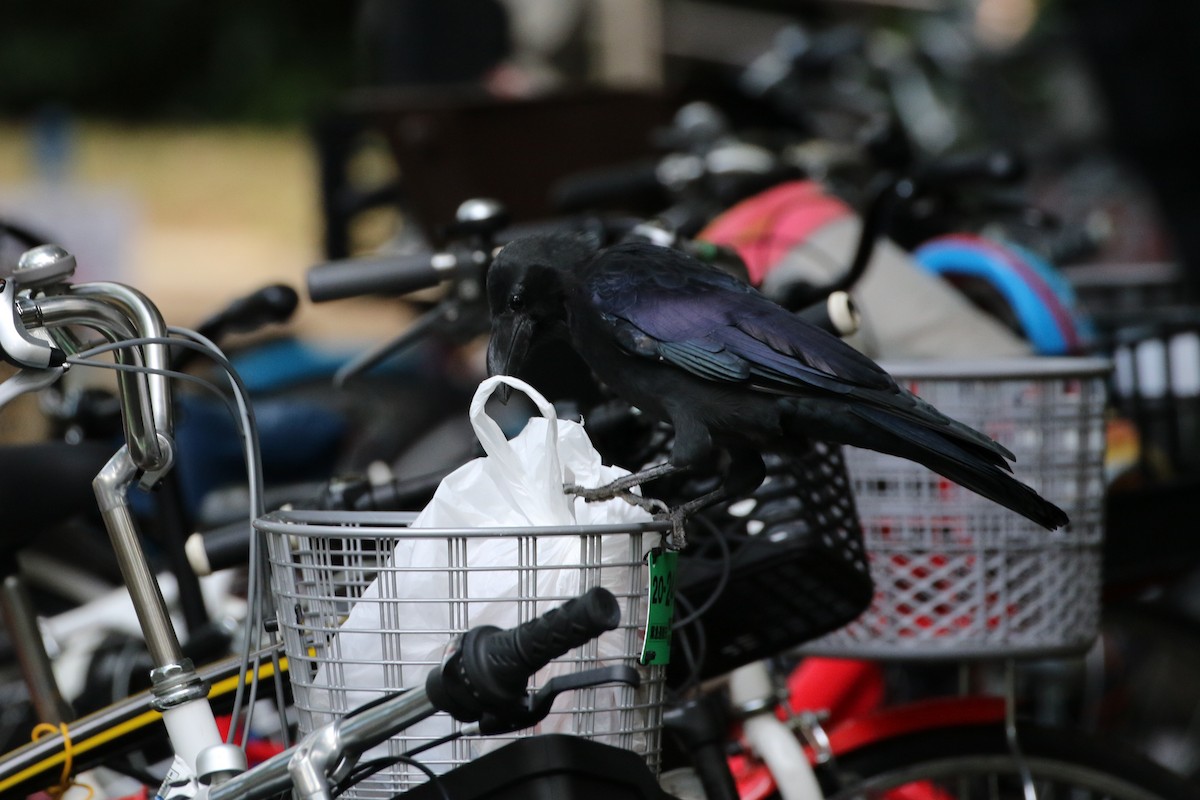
top-left (640, 548), bottom-right (677, 665)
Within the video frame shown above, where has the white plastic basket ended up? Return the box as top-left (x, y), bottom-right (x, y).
top-left (258, 509), bottom-right (667, 798)
top-left (803, 357), bottom-right (1111, 660)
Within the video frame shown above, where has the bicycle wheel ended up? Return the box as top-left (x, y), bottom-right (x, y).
top-left (822, 722), bottom-right (1196, 800)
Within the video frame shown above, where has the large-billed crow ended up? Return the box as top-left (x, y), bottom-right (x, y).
top-left (486, 233), bottom-right (1068, 532)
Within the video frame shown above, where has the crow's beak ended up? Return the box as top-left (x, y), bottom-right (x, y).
top-left (487, 312), bottom-right (534, 403)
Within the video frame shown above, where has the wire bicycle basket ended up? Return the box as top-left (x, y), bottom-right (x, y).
top-left (803, 357), bottom-right (1110, 660)
top-left (674, 441), bottom-right (873, 683)
top-left (258, 509), bottom-right (667, 798)
top-left (593, 409), bottom-right (874, 685)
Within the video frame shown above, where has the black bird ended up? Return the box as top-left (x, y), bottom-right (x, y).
top-left (486, 233), bottom-right (1069, 534)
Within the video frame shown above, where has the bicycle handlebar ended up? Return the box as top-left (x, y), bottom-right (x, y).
top-left (195, 283), bottom-right (298, 340)
top-left (915, 149), bottom-right (1024, 190)
top-left (169, 283), bottom-right (299, 372)
top-left (13, 281), bottom-right (175, 473)
top-left (551, 160), bottom-right (666, 213)
top-left (211, 587), bottom-right (622, 800)
top-left (307, 251), bottom-right (463, 302)
top-left (428, 587), bottom-right (621, 722)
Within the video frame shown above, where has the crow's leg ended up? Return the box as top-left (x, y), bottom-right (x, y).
top-left (659, 479), bottom-right (739, 549)
top-left (661, 488), bottom-right (724, 550)
top-left (568, 413), bottom-right (709, 505)
top-left (659, 448), bottom-right (766, 550)
top-left (565, 461), bottom-right (687, 502)
top-left (602, 491), bottom-right (671, 516)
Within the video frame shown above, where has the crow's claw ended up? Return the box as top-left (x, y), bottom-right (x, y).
top-left (565, 483), bottom-right (670, 515)
top-left (623, 492), bottom-right (670, 516)
top-left (564, 462), bottom-right (685, 502)
top-left (564, 482), bottom-right (614, 502)
top-left (653, 507), bottom-right (689, 550)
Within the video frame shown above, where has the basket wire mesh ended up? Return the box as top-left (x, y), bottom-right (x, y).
top-left (258, 509), bottom-right (666, 798)
top-left (673, 443), bottom-right (873, 683)
top-left (802, 357), bottom-right (1111, 660)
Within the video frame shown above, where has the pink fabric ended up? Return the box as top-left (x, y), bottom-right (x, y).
top-left (699, 180), bottom-right (852, 285)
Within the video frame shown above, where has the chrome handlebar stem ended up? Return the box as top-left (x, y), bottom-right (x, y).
top-left (16, 280), bottom-right (184, 667)
top-left (1, 248), bottom-right (243, 785)
top-left (210, 687), bottom-right (438, 800)
top-left (22, 288), bottom-right (173, 473)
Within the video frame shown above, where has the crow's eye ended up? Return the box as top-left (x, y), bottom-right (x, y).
top-left (507, 292), bottom-right (525, 312)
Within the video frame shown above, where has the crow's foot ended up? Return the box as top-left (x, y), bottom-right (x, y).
top-left (564, 462), bottom-right (684, 502)
top-left (565, 482), bottom-right (670, 515)
top-left (655, 506), bottom-right (689, 550)
top-left (564, 482), bottom-right (618, 503)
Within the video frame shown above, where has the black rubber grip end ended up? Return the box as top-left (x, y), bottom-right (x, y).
top-left (307, 254), bottom-right (447, 302)
top-left (431, 587), bottom-right (622, 719)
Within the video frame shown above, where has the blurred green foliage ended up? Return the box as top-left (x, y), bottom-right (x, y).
top-left (0, 0), bottom-right (358, 123)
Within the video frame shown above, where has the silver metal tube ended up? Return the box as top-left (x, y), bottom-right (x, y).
top-left (209, 688), bottom-right (437, 800)
top-left (93, 446), bottom-right (183, 667)
top-left (27, 293), bottom-right (167, 470)
top-left (71, 282), bottom-right (173, 433)
top-left (289, 724), bottom-right (343, 800)
top-left (0, 572), bottom-right (73, 725)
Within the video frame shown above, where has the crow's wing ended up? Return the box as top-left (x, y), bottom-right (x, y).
top-left (583, 242), bottom-right (1016, 463)
top-left (584, 242), bottom-right (894, 395)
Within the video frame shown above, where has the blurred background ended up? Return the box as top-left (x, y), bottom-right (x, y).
top-left (1, 0), bottom-right (1189, 322)
top-left (5, 1), bottom-right (1200, 487)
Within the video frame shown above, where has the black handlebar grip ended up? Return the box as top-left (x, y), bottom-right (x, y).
top-left (919, 150), bottom-right (1025, 189)
top-left (496, 586), bottom-right (621, 680)
top-left (550, 161), bottom-right (666, 212)
top-left (234, 283), bottom-right (300, 328)
top-left (184, 521), bottom-right (250, 576)
top-left (173, 283), bottom-right (301, 370)
top-left (306, 252), bottom-right (454, 302)
top-left (433, 587), bottom-right (621, 718)
top-left (207, 283), bottom-right (299, 336)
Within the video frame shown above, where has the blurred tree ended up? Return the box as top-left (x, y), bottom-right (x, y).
top-left (0, 0), bottom-right (358, 123)
top-left (355, 0), bottom-right (510, 88)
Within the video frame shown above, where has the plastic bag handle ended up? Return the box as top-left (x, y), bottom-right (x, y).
top-left (469, 375), bottom-right (571, 521)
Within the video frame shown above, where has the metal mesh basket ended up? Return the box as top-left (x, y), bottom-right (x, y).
top-left (672, 443), bottom-right (873, 683)
top-left (599, 413), bottom-right (873, 684)
top-left (257, 509), bottom-right (667, 798)
top-left (802, 357), bottom-right (1111, 660)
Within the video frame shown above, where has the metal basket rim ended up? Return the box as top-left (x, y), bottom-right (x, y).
top-left (799, 640), bottom-right (1097, 661)
top-left (254, 508), bottom-right (671, 540)
top-left (876, 356), bottom-right (1112, 381)
top-left (858, 537), bottom-right (1101, 553)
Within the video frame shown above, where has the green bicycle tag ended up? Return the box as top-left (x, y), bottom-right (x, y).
top-left (639, 548), bottom-right (678, 665)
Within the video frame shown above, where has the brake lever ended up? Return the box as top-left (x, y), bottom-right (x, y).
top-left (0, 278), bottom-right (66, 369)
top-left (0, 365), bottom-right (67, 413)
top-left (473, 665), bottom-right (641, 736)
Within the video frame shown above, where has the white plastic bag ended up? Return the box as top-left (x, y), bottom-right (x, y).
top-left (317, 376), bottom-right (653, 782)
top-left (414, 374), bottom-right (654, 528)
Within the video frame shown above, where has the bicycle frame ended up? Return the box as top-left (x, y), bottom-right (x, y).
top-left (0, 654), bottom-right (288, 797)
top-left (0, 250), bottom-right (248, 795)
top-left (728, 657), bottom-right (1010, 800)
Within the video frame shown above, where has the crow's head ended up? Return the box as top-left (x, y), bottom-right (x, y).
top-left (486, 233), bottom-right (597, 395)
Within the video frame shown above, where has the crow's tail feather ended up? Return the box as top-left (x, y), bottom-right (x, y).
top-left (850, 406), bottom-right (1070, 531)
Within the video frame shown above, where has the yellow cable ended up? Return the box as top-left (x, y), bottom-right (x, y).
top-left (30, 722), bottom-right (94, 800)
top-left (0, 657), bottom-right (287, 794)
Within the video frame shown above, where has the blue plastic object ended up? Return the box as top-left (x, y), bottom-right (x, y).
top-left (913, 234), bottom-right (1094, 355)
